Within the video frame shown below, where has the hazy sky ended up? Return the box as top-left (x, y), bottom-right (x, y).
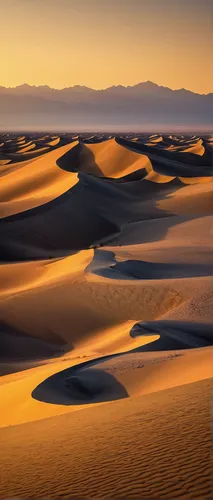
top-left (1, 0), bottom-right (213, 93)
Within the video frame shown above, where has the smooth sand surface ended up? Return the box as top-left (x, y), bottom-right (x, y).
top-left (0, 133), bottom-right (212, 499)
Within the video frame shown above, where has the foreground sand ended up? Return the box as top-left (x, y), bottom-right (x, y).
top-left (0, 379), bottom-right (211, 499)
top-left (0, 133), bottom-right (213, 499)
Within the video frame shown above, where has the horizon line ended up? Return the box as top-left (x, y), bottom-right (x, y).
top-left (1, 81), bottom-right (212, 96)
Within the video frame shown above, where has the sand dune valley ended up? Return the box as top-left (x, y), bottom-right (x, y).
top-left (0, 131), bottom-right (213, 500)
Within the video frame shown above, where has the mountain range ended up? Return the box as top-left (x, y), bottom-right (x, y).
top-left (1, 81), bottom-right (213, 131)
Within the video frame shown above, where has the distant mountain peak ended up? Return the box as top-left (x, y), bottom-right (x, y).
top-left (137, 81), bottom-right (158, 87)
top-left (17, 83), bottom-right (31, 88)
top-left (1, 81), bottom-right (212, 96)
top-left (12, 83), bottom-right (52, 91)
top-left (64, 85), bottom-right (95, 93)
top-left (0, 80), bottom-right (212, 132)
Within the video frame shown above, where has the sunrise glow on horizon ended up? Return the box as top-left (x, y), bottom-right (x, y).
top-left (1, 0), bottom-right (213, 94)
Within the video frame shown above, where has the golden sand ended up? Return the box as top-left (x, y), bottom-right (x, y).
top-left (0, 133), bottom-right (212, 499)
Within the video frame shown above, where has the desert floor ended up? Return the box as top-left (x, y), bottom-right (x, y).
top-left (0, 132), bottom-right (213, 499)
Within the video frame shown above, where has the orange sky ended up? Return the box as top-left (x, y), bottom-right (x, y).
top-left (1, 0), bottom-right (213, 94)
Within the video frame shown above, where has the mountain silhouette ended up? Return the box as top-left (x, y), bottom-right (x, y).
top-left (1, 81), bottom-right (212, 131)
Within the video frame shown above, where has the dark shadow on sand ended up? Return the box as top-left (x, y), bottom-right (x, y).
top-left (130, 320), bottom-right (213, 350)
top-left (0, 165), bottom-right (178, 263)
top-left (56, 141), bottom-right (105, 177)
top-left (32, 318), bottom-right (212, 406)
top-left (32, 364), bottom-right (128, 406)
top-left (89, 251), bottom-right (213, 280)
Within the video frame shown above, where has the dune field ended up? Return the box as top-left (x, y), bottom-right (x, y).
top-left (0, 132), bottom-right (213, 499)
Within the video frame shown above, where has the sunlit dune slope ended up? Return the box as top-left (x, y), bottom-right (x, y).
top-left (0, 141), bottom-right (79, 217)
top-left (0, 378), bottom-right (211, 499)
top-left (73, 138), bottom-right (152, 178)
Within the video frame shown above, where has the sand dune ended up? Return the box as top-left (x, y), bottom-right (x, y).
top-left (0, 133), bottom-right (212, 499)
top-left (74, 138), bottom-right (152, 178)
top-left (0, 141), bottom-right (79, 217)
top-left (61, 347), bottom-right (212, 403)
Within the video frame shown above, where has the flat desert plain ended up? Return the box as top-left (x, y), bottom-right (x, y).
top-left (0, 133), bottom-right (213, 499)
